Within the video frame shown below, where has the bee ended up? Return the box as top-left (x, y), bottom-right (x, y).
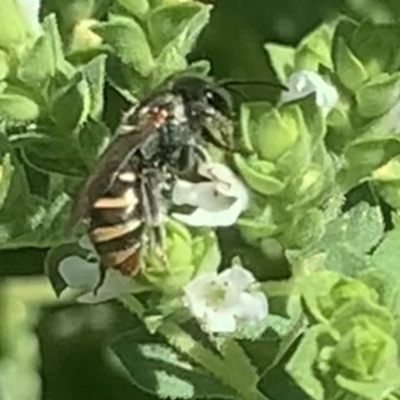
top-left (70, 74), bottom-right (234, 292)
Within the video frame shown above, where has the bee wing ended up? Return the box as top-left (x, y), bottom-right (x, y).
top-left (69, 126), bottom-right (155, 229)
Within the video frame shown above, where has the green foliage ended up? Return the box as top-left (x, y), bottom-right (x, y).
top-left (111, 325), bottom-right (237, 399)
top-left (3, 1), bottom-right (400, 400)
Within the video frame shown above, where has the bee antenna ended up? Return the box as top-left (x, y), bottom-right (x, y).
top-left (220, 79), bottom-right (288, 92)
top-left (225, 86), bottom-right (248, 102)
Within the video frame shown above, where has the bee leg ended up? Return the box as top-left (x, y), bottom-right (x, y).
top-left (193, 144), bottom-right (212, 164)
top-left (140, 169), bottom-right (164, 255)
top-left (93, 264), bottom-right (107, 295)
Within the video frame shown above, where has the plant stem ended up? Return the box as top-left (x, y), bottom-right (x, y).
top-left (119, 294), bottom-right (272, 400)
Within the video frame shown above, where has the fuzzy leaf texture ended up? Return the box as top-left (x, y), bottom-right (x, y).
top-left (110, 324), bottom-right (237, 399)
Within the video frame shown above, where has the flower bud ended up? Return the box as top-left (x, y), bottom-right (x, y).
top-left (242, 102), bottom-right (303, 162)
top-left (69, 19), bottom-right (103, 53)
top-left (142, 220), bottom-right (220, 293)
top-left (335, 324), bottom-right (394, 378)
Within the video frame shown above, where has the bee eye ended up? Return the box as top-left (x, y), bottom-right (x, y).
top-left (204, 89), bottom-right (231, 115)
top-left (206, 91), bottom-right (214, 100)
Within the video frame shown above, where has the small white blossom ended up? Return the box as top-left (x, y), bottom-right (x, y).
top-left (58, 237), bottom-right (132, 303)
top-left (172, 162), bottom-right (249, 227)
top-left (17, 0), bottom-right (41, 34)
top-left (183, 265), bottom-right (268, 333)
top-left (280, 70), bottom-right (338, 115)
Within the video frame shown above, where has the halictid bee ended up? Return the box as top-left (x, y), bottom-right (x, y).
top-left (70, 74), bottom-right (235, 292)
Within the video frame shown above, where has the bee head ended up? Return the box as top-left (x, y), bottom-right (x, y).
top-left (170, 75), bottom-right (233, 119)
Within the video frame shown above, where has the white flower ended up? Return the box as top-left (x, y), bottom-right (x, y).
top-left (17, 0), bottom-right (41, 34)
top-left (172, 162), bottom-right (249, 227)
top-left (58, 237), bottom-right (133, 303)
top-left (183, 265), bottom-right (268, 333)
top-left (280, 70), bottom-right (338, 115)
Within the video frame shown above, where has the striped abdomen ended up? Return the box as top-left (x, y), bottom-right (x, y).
top-left (88, 170), bottom-right (144, 282)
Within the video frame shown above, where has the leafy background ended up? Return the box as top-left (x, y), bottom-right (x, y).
top-left (2, 0), bottom-right (400, 399)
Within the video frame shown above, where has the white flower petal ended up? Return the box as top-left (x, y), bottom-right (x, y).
top-left (203, 309), bottom-right (237, 333)
top-left (183, 272), bottom-right (217, 317)
top-left (77, 269), bottom-right (132, 304)
top-left (171, 180), bottom-right (198, 206)
top-left (173, 181), bottom-right (232, 211)
top-left (281, 70), bottom-right (338, 115)
top-left (233, 292), bottom-right (268, 321)
top-left (218, 265), bottom-right (255, 292)
top-left (184, 272), bottom-right (218, 295)
top-left (59, 256), bottom-right (99, 288)
top-left (172, 201), bottom-right (240, 227)
top-left (198, 162), bottom-right (234, 183)
top-left (17, 0), bottom-right (41, 33)
top-left (183, 265), bottom-right (268, 333)
top-left (172, 163), bottom-right (248, 227)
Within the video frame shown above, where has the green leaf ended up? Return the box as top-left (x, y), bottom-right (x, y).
top-left (371, 226), bottom-right (400, 320)
top-left (0, 0), bottom-right (33, 52)
top-left (331, 299), bottom-right (393, 337)
top-left (78, 119), bottom-right (110, 168)
top-left (298, 96), bottom-right (325, 145)
top-left (0, 192), bottom-right (71, 249)
top-left (356, 73), bottom-right (400, 118)
top-left (281, 208), bottom-right (325, 249)
top-left (234, 154), bottom-right (285, 196)
top-left (51, 73), bottom-right (91, 131)
top-left (264, 43), bottom-right (295, 83)
top-left (258, 106), bottom-right (302, 161)
top-left (80, 54), bottom-right (106, 118)
top-left (0, 134), bottom-right (30, 208)
top-left (0, 154), bottom-right (14, 209)
top-left (285, 325), bottom-right (327, 400)
top-left (336, 351), bottom-right (400, 400)
top-left (150, 45), bottom-right (187, 88)
top-left (110, 326), bottom-right (236, 399)
top-left (0, 51), bottom-right (9, 81)
top-left (339, 138), bottom-right (400, 190)
top-left (336, 374), bottom-right (399, 400)
top-left (42, 0), bottom-right (110, 29)
top-left (94, 16), bottom-right (154, 76)
top-left (237, 203), bottom-right (278, 244)
top-left (333, 38), bottom-right (368, 92)
top-left (295, 22), bottom-right (334, 71)
top-left (21, 135), bottom-right (87, 177)
top-left (116, 0), bottom-right (149, 18)
top-left (17, 13), bottom-right (73, 86)
top-left (106, 55), bottom-right (144, 103)
top-left (0, 93), bottom-right (40, 121)
top-left (351, 22), bottom-right (400, 77)
top-left (148, 3), bottom-right (211, 56)
top-left (18, 34), bottom-right (56, 85)
top-left (313, 203), bottom-right (384, 275)
top-left (19, 13), bottom-right (75, 81)
top-left (334, 324), bottom-right (395, 382)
